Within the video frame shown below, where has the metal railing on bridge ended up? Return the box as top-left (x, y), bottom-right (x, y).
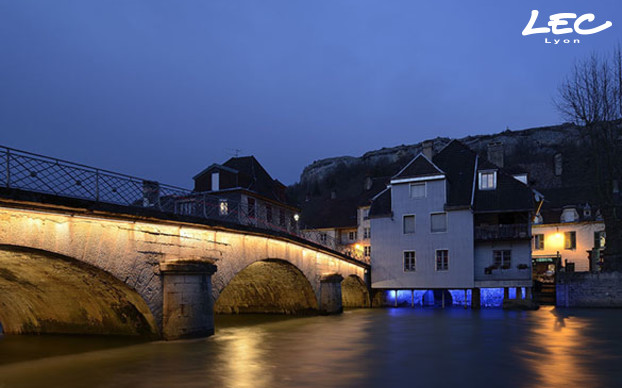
top-left (0, 145), bottom-right (347, 255)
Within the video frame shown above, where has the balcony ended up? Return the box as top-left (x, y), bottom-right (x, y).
top-left (474, 224), bottom-right (530, 241)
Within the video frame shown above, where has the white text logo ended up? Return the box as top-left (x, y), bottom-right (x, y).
top-left (522, 10), bottom-right (612, 44)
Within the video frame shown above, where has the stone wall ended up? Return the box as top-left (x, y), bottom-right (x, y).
top-left (557, 272), bottom-right (622, 307)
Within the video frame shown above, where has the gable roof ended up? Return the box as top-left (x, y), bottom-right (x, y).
top-left (392, 154), bottom-right (444, 181)
top-left (193, 163), bottom-right (238, 179)
top-left (371, 139), bottom-right (535, 215)
top-left (194, 156), bottom-right (291, 205)
top-left (432, 140), bottom-right (478, 207)
top-left (368, 187), bottom-right (392, 218)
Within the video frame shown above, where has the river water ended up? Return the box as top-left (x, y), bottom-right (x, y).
top-left (1, 306), bottom-right (622, 388)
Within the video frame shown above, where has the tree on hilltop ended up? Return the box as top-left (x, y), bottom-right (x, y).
top-left (555, 45), bottom-right (622, 271)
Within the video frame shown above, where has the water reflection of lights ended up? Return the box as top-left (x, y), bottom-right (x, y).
top-left (217, 328), bottom-right (273, 388)
top-left (517, 307), bottom-right (600, 387)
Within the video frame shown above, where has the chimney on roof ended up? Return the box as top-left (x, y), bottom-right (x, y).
top-left (422, 140), bottom-right (434, 160)
top-left (487, 142), bottom-right (504, 168)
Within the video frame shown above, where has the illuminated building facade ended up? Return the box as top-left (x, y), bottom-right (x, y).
top-left (532, 203), bottom-right (606, 273)
top-left (369, 140), bottom-right (537, 306)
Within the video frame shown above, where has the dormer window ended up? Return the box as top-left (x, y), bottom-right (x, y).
top-left (561, 208), bottom-right (579, 223)
top-left (478, 170), bottom-right (497, 190)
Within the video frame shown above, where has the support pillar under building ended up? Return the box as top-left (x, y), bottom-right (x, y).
top-left (319, 273), bottom-right (344, 315)
top-left (160, 260), bottom-right (217, 340)
top-left (471, 288), bottom-right (481, 309)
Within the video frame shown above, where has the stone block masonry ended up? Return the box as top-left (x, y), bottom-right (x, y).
top-left (160, 260), bottom-right (217, 340)
top-left (319, 273), bottom-right (344, 314)
top-left (557, 272), bottom-right (622, 307)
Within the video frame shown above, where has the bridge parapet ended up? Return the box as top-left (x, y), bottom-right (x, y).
top-left (0, 145), bottom-right (344, 253)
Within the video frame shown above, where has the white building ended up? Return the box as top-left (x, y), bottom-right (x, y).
top-left (369, 141), bottom-right (536, 307)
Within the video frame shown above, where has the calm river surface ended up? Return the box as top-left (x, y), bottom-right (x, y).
top-left (1, 306), bottom-right (622, 388)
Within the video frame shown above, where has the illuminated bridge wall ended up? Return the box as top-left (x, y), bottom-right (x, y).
top-left (0, 201), bottom-right (367, 338)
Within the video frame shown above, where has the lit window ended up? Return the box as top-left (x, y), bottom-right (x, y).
top-left (410, 183), bottom-right (426, 198)
top-left (404, 251), bottom-right (416, 271)
top-left (479, 171), bottom-right (497, 190)
top-left (364, 246), bottom-right (371, 257)
top-left (564, 231), bottom-right (576, 250)
top-left (430, 213), bottom-right (447, 233)
top-left (436, 250), bottom-right (449, 271)
top-left (493, 250), bottom-right (512, 269)
top-left (219, 199), bottom-right (228, 216)
top-left (534, 234), bottom-right (544, 250)
top-left (403, 215), bottom-right (415, 234)
top-left (594, 231), bottom-right (606, 249)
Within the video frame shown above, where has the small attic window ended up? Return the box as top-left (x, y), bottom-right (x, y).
top-left (478, 171), bottom-right (497, 190)
top-left (211, 172), bottom-right (220, 191)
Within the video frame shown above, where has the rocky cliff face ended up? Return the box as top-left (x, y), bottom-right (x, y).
top-left (290, 122), bottom-right (593, 207)
top-left (299, 123), bottom-right (581, 186)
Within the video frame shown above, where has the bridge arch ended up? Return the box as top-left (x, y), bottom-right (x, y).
top-left (341, 274), bottom-right (370, 308)
top-left (214, 259), bottom-right (318, 314)
top-left (0, 245), bottom-right (158, 336)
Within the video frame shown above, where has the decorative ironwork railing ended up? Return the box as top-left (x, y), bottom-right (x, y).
top-left (0, 145), bottom-right (349, 256)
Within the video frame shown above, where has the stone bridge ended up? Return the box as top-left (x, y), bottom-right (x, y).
top-left (0, 193), bottom-right (369, 339)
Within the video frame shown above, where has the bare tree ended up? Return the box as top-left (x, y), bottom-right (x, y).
top-left (555, 45), bottom-right (622, 271)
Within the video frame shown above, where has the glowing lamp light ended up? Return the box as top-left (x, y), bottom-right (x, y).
top-left (293, 214), bottom-right (300, 222)
top-left (548, 232), bottom-right (565, 250)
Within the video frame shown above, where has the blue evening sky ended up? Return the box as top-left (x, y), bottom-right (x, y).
top-left (0, 1), bottom-right (620, 186)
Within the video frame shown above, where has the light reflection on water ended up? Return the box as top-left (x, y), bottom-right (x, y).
top-left (1, 307), bottom-right (622, 388)
top-left (516, 308), bottom-right (617, 388)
